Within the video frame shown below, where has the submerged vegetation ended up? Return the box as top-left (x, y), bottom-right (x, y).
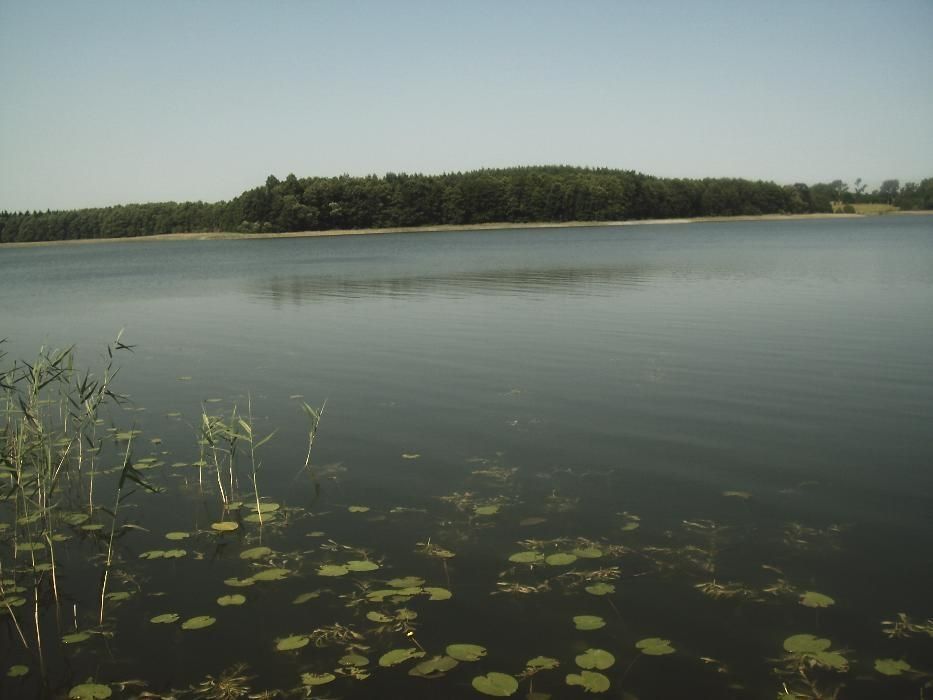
top-left (3, 166), bottom-right (932, 243)
top-left (1, 339), bottom-right (932, 698)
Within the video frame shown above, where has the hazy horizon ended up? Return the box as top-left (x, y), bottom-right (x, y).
top-left (2, 0), bottom-right (932, 211)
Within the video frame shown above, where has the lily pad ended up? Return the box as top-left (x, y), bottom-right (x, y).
top-left (163, 549), bottom-right (186, 558)
top-left (367, 611), bottom-right (394, 623)
top-left (446, 643), bottom-right (488, 661)
top-left (68, 684), bottom-right (112, 699)
top-left (814, 651), bottom-right (848, 671)
top-left (346, 559), bottom-right (380, 572)
top-left (292, 592), bottom-right (320, 604)
top-left (572, 546), bottom-right (604, 559)
top-left (317, 564), bottom-right (349, 577)
top-left (7, 665), bottom-right (29, 677)
top-left (251, 568), bottom-right (290, 581)
top-left (874, 658), bottom-right (911, 676)
top-left (348, 505), bottom-right (370, 513)
top-left (181, 615), bottom-right (216, 630)
top-left (545, 553), bottom-right (577, 566)
top-left (566, 670), bottom-right (611, 693)
top-left (509, 551), bottom-right (544, 564)
top-left (474, 505), bottom-right (500, 516)
top-left (526, 656), bottom-right (560, 670)
top-left (62, 632), bottom-right (90, 644)
top-left (388, 576), bottom-right (425, 588)
top-left (574, 615), bottom-right (606, 631)
top-left (585, 583), bottom-right (616, 596)
top-left (224, 577), bottom-right (256, 587)
top-left (409, 655), bottom-right (459, 677)
top-left (239, 546), bottom-right (272, 560)
top-left (472, 672), bottom-right (519, 697)
top-left (339, 654), bottom-right (370, 667)
top-left (800, 591), bottom-right (835, 608)
top-left (423, 586), bottom-right (453, 600)
top-left (164, 531), bottom-right (190, 540)
top-left (150, 613), bottom-right (179, 624)
top-left (575, 648), bottom-right (615, 670)
top-left (300, 672), bottom-right (335, 686)
top-left (635, 637), bottom-right (675, 656)
top-left (217, 594), bottom-right (246, 606)
top-left (783, 634), bottom-right (832, 654)
top-left (211, 521), bottom-right (238, 532)
top-left (276, 635), bottom-right (310, 651)
top-left (378, 647), bottom-right (425, 667)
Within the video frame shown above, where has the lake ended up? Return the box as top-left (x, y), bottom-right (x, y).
top-left (2, 215), bottom-right (932, 699)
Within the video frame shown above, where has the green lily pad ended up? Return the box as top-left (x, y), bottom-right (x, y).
top-left (509, 551), bottom-right (544, 564)
top-left (251, 568), bottom-right (290, 581)
top-left (566, 670), bottom-right (610, 693)
top-left (68, 684), bottom-right (112, 699)
top-left (251, 502), bottom-right (280, 513)
top-left (276, 635), bottom-right (309, 651)
top-left (163, 549), bottom-right (186, 558)
top-left (62, 632), bottom-right (90, 644)
top-left (378, 647), bottom-right (425, 667)
top-left (409, 655), bottom-right (459, 677)
top-left (367, 611), bottom-right (394, 623)
top-left (7, 665), bottom-right (29, 677)
top-left (874, 658), bottom-right (911, 676)
top-left (388, 576), bottom-right (425, 588)
top-left (211, 521), bottom-right (238, 532)
top-left (574, 615), bottom-right (606, 631)
top-left (447, 643), bottom-right (488, 662)
top-left (150, 613), bottom-right (179, 624)
top-left (526, 656), bottom-right (559, 670)
top-left (585, 583), bottom-right (615, 596)
top-left (317, 564), bottom-right (349, 577)
top-left (292, 592), bottom-right (320, 604)
top-left (572, 547), bottom-right (604, 559)
top-left (164, 531), bottom-right (190, 540)
top-left (800, 591), bottom-right (835, 608)
top-left (239, 546), bottom-right (272, 560)
top-left (346, 560), bottom-right (380, 572)
top-left (348, 505), bottom-right (370, 513)
top-left (472, 672), bottom-right (518, 697)
top-left (339, 654), bottom-right (370, 667)
top-left (423, 586), bottom-right (453, 600)
top-left (224, 577), bottom-right (256, 587)
top-left (783, 634), bottom-right (831, 654)
top-left (300, 672), bottom-right (335, 686)
top-left (635, 637), bottom-right (675, 656)
top-left (105, 591), bottom-right (131, 601)
top-left (62, 513), bottom-right (90, 526)
top-left (814, 651), bottom-right (848, 671)
top-left (545, 553), bottom-right (577, 566)
top-left (17, 542), bottom-right (44, 552)
top-left (181, 615), bottom-right (216, 630)
top-left (217, 594), bottom-right (246, 606)
top-left (575, 648), bottom-right (615, 670)
top-left (474, 505), bottom-right (500, 516)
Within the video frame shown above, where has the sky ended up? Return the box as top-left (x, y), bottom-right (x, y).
top-left (1, 0), bottom-right (931, 211)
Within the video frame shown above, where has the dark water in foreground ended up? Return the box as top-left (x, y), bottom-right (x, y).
top-left (1, 216), bottom-right (932, 699)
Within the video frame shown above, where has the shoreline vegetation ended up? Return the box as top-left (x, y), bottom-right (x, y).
top-left (4, 210), bottom-right (933, 249)
top-left (2, 166), bottom-right (931, 245)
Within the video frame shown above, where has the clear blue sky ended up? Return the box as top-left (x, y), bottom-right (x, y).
top-left (1, 0), bottom-right (931, 211)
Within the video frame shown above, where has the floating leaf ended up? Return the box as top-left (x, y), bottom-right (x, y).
top-left (276, 635), bottom-right (310, 651)
top-left (388, 576), bottom-right (425, 588)
top-left (317, 564), bottom-right (349, 577)
top-left (814, 651), bottom-right (848, 671)
top-left (367, 611), bottom-right (394, 623)
top-left (800, 591), bottom-right (835, 609)
top-left (378, 647), bottom-right (425, 667)
top-left (211, 521), bottom-right (238, 532)
top-left (17, 542), bottom-right (45, 552)
top-left (181, 615), bottom-right (216, 630)
top-left (575, 648), bottom-right (615, 670)
top-left (251, 568), bottom-right (290, 581)
top-left (526, 656), bottom-right (559, 670)
top-left (105, 591), bottom-right (131, 602)
top-left (292, 592), bottom-right (320, 605)
top-left (566, 670), bottom-right (610, 693)
top-left (446, 643), bottom-right (488, 662)
top-left (346, 560), bottom-right (380, 572)
top-left (401, 453), bottom-right (420, 460)
top-left (585, 583), bottom-right (615, 596)
top-left (545, 553), bottom-right (577, 566)
top-left (423, 586), bottom-right (452, 601)
top-left (409, 655), bottom-right (459, 677)
top-left (300, 672), bottom-right (335, 686)
top-left (239, 546), bottom-right (272, 560)
top-left (164, 531), bottom-right (190, 541)
top-left (68, 684), bottom-right (112, 699)
top-left (150, 613), bottom-right (179, 624)
top-left (163, 549), bottom-right (187, 558)
top-left (474, 505), bottom-right (500, 516)
top-left (471, 672), bottom-right (518, 697)
top-left (348, 505), bottom-right (370, 513)
top-left (574, 615), bottom-right (606, 631)
top-left (636, 637), bottom-right (675, 656)
top-left (783, 634), bottom-right (831, 654)
top-left (572, 547), bottom-right (603, 559)
top-left (339, 654), bottom-right (370, 667)
top-left (224, 577), bottom-right (256, 587)
top-left (251, 502), bottom-right (280, 513)
top-left (62, 632), bottom-right (90, 644)
top-left (874, 658), bottom-right (911, 676)
top-left (217, 594), bottom-right (246, 606)
top-left (509, 551), bottom-right (544, 564)
top-left (7, 665), bottom-right (28, 677)
top-left (62, 513), bottom-right (90, 526)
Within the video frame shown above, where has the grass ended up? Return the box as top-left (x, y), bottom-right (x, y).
top-left (831, 202), bottom-right (898, 214)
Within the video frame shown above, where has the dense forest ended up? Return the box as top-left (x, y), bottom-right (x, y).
top-left (1, 166), bottom-right (931, 243)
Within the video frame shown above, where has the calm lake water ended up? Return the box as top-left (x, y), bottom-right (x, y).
top-left (2, 216), bottom-right (932, 699)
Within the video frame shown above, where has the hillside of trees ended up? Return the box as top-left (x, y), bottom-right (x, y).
top-left (2, 166), bottom-right (931, 244)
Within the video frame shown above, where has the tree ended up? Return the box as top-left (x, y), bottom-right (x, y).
top-left (878, 179), bottom-right (900, 204)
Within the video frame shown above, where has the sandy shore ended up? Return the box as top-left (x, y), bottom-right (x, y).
top-left (3, 211), bottom-right (929, 249)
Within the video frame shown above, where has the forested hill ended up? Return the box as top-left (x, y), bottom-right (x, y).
top-left (2, 166), bottom-right (931, 243)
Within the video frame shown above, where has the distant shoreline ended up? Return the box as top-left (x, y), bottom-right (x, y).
top-left (3, 210), bottom-right (931, 249)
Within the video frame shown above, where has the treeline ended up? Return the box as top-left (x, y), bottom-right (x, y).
top-left (2, 166), bottom-right (931, 243)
